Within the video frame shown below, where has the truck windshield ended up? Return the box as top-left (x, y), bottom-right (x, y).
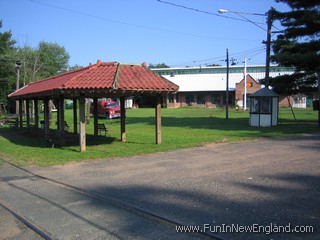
top-left (106, 103), bottom-right (118, 108)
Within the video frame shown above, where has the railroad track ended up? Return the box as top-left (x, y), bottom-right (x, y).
top-left (0, 199), bottom-right (53, 240)
top-left (0, 160), bottom-right (222, 240)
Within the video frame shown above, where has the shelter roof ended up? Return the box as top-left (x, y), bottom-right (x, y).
top-left (250, 87), bottom-right (279, 97)
top-left (9, 60), bottom-right (179, 99)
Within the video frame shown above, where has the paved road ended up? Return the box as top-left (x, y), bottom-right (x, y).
top-left (1, 134), bottom-right (319, 239)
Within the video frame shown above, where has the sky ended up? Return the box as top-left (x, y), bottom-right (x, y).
top-left (0, 0), bottom-right (291, 68)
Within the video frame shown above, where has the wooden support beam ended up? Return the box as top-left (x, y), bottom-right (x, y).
top-left (18, 99), bottom-right (23, 128)
top-left (120, 97), bottom-right (126, 142)
top-left (44, 98), bottom-right (50, 138)
top-left (93, 97), bottom-right (98, 136)
top-left (155, 95), bottom-right (162, 144)
top-left (79, 95), bottom-right (86, 152)
top-left (86, 98), bottom-right (91, 124)
top-left (26, 99), bottom-right (30, 128)
top-left (58, 95), bottom-right (65, 146)
top-left (73, 99), bottom-right (77, 134)
top-left (56, 99), bottom-right (60, 130)
top-left (34, 98), bottom-right (39, 129)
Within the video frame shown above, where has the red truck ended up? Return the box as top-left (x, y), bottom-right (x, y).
top-left (93, 99), bottom-right (121, 119)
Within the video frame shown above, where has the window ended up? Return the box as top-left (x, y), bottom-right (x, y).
top-left (186, 95), bottom-right (194, 106)
top-left (250, 97), bottom-right (259, 113)
top-left (197, 94), bottom-right (205, 105)
top-left (260, 97), bottom-right (271, 113)
top-left (211, 94), bottom-right (220, 105)
top-left (176, 94), bottom-right (180, 103)
top-left (168, 95), bottom-right (174, 104)
top-left (250, 97), bottom-right (271, 114)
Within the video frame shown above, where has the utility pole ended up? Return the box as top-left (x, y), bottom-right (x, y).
top-left (265, 9), bottom-right (273, 88)
top-left (226, 48), bottom-right (229, 120)
top-left (15, 61), bottom-right (21, 114)
top-left (318, 72), bottom-right (320, 128)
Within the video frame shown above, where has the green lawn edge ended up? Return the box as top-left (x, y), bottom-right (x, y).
top-left (0, 107), bottom-right (318, 167)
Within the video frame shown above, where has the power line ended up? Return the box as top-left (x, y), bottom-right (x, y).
top-left (232, 12), bottom-right (266, 31)
top-left (169, 46), bottom-right (266, 67)
top-left (173, 47), bottom-right (265, 66)
top-left (29, 0), bottom-right (260, 42)
top-left (231, 47), bottom-right (266, 58)
top-left (157, 0), bottom-right (266, 26)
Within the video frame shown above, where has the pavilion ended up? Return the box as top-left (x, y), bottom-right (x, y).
top-left (9, 60), bottom-right (179, 152)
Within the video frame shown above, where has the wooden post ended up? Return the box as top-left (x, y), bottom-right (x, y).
top-left (58, 95), bottom-right (65, 146)
top-left (26, 99), bottom-right (30, 128)
top-left (79, 95), bottom-right (86, 152)
top-left (73, 98), bottom-right (78, 134)
top-left (19, 99), bottom-right (23, 128)
top-left (86, 98), bottom-right (91, 124)
top-left (44, 98), bottom-right (50, 138)
top-left (155, 95), bottom-right (162, 144)
top-left (34, 98), bottom-right (39, 129)
top-left (120, 97), bottom-right (126, 142)
top-left (93, 98), bottom-right (98, 136)
top-left (56, 99), bottom-right (60, 130)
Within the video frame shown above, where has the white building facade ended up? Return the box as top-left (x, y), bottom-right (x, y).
top-left (152, 65), bottom-right (295, 108)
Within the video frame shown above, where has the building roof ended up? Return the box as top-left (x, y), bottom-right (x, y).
top-left (152, 65), bottom-right (295, 75)
top-left (9, 60), bottom-right (179, 99)
top-left (163, 73), bottom-right (242, 92)
top-left (160, 68), bottom-right (294, 92)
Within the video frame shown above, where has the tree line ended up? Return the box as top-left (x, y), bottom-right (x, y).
top-left (0, 20), bottom-right (72, 107)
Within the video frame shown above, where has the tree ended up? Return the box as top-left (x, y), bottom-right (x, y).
top-left (18, 45), bottom-right (40, 85)
top-left (68, 64), bottom-right (83, 71)
top-left (0, 20), bottom-right (17, 106)
top-left (148, 63), bottom-right (170, 69)
top-left (270, 0), bottom-right (320, 95)
top-left (15, 41), bottom-right (70, 86)
top-left (38, 41), bottom-right (70, 78)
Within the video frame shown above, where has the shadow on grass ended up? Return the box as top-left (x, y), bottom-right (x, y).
top-left (0, 127), bottom-right (117, 149)
top-left (0, 112), bottom-right (318, 150)
top-left (127, 115), bottom-right (318, 136)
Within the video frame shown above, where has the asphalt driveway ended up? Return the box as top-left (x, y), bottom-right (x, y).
top-left (1, 134), bottom-right (319, 239)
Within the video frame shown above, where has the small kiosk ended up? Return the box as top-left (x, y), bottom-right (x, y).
top-left (249, 88), bottom-right (279, 127)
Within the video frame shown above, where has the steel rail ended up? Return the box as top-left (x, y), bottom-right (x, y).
top-left (1, 159), bottom-right (223, 240)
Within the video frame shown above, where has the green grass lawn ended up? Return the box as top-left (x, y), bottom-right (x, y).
top-left (0, 107), bottom-right (318, 166)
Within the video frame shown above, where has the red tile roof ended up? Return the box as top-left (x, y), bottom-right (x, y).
top-left (9, 60), bottom-right (179, 98)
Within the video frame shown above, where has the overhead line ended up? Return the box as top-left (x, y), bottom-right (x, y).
top-left (29, 0), bottom-right (260, 42)
top-left (157, 0), bottom-right (266, 26)
top-left (170, 46), bottom-right (265, 67)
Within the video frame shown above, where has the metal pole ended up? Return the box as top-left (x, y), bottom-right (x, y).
top-left (244, 58), bottom-right (247, 110)
top-left (156, 95), bottom-right (162, 144)
top-left (79, 95), bottom-right (86, 152)
top-left (226, 48), bottom-right (229, 120)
